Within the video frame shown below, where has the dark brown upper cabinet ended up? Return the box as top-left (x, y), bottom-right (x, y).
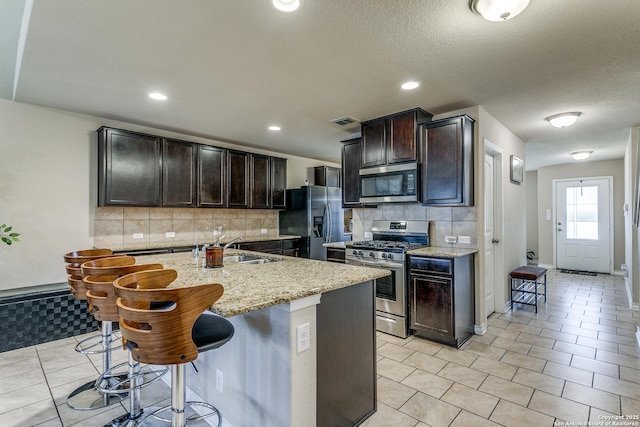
top-left (360, 108), bottom-right (432, 168)
top-left (420, 114), bottom-right (474, 206)
top-left (271, 157), bottom-right (287, 209)
top-left (227, 150), bottom-right (249, 208)
top-left (341, 138), bottom-right (363, 208)
top-left (250, 154), bottom-right (271, 208)
top-left (98, 127), bottom-right (162, 206)
top-left (314, 166), bottom-right (341, 187)
top-left (197, 145), bottom-right (226, 208)
top-left (162, 138), bottom-right (196, 207)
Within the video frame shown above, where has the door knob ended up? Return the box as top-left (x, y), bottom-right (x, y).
top-left (557, 228), bottom-right (562, 232)
top-left (491, 238), bottom-right (499, 244)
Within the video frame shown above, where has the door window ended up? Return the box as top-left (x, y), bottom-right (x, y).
top-left (565, 185), bottom-right (598, 240)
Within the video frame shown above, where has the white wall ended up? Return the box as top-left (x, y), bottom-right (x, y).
top-left (536, 159), bottom-right (625, 271)
top-left (0, 99), bottom-right (337, 294)
top-left (526, 171), bottom-right (539, 259)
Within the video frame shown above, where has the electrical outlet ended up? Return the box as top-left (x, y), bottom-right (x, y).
top-left (445, 235), bottom-right (457, 243)
top-left (364, 232), bottom-right (373, 239)
top-left (458, 236), bottom-right (471, 244)
top-left (133, 233), bottom-right (144, 239)
top-left (261, 228), bottom-right (268, 234)
top-left (165, 231), bottom-right (175, 238)
top-left (216, 369), bottom-right (223, 393)
top-left (297, 322), bottom-right (310, 353)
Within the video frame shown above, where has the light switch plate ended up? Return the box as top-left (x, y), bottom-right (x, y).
top-left (165, 232), bottom-right (175, 238)
top-left (364, 232), bottom-right (373, 239)
top-left (458, 236), bottom-right (471, 244)
top-left (445, 235), bottom-right (457, 243)
top-left (133, 233), bottom-right (144, 239)
top-left (261, 228), bottom-right (268, 234)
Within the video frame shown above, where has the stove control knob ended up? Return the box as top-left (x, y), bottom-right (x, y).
top-left (369, 252), bottom-right (375, 258)
top-left (357, 250), bottom-right (363, 256)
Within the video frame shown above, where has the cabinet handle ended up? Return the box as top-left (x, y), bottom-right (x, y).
top-left (491, 238), bottom-right (499, 244)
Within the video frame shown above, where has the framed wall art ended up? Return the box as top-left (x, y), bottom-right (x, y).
top-left (510, 155), bottom-right (524, 184)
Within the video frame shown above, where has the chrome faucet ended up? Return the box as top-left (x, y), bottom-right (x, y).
top-left (223, 236), bottom-right (243, 250)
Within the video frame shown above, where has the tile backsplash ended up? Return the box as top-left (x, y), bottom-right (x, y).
top-left (94, 207), bottom-right (279, 250)
top-left (351, 204), bottom-right (477, 249)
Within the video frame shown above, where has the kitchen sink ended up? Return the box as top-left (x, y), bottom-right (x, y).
top-left (223, 255), bottom-right (277, 265)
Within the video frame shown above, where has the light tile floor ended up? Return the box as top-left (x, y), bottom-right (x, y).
top-left (362, 270), bottom-right (640, 427)
top-left (0, 270), bottom-right (638, 426)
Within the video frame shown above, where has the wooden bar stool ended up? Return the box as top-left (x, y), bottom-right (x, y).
top-left (63, 248), bottom-right (125, 410)
top-left (114, 269), bottom-right (234, 427)
top-left (82, 256), bottom-right (168, 426)
top-left (510, 266), bottom-right (547, 313)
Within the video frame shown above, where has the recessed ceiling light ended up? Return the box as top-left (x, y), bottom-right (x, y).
top-left (571, 151), bottom-right (593, 160)
top-left (401, 81), bottom-right (420, 90)
top-left (148, 92), bottom-right (168, 101)
top-left (268, 125), bottom-right (281, 131)
top-left (272, 0), bottom-right (301, 12)
top-left (545, 112), bottom-right (582, 128)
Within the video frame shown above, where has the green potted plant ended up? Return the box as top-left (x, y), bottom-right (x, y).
top-left (1, 224), bottom-right (20, 246)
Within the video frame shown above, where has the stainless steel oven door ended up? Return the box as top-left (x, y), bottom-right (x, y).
top-left (344, 258), bottom-right (406, 317)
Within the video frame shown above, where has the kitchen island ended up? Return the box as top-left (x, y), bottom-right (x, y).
top-left (134, 250), bottom-right (390, 427)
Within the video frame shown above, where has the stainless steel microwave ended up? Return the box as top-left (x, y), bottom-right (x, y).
top-left (359, 163), bottom-right (419, 203)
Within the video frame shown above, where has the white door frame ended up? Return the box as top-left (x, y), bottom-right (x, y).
top-left (552, 176), bottom-right (614, 274)
top-left (484, 139), bottom-right (506, 313)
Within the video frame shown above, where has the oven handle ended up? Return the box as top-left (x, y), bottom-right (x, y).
top-left (346, 259), bottom-right (404, 270)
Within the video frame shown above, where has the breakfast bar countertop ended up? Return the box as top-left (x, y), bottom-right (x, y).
top-left (135, 250), bottom-right (390, 318)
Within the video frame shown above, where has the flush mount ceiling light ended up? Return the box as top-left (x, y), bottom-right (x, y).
top-left (272, 0), bottom-right (301, 12)
top-left (545, 112), bottom-right (582, 128)
top-left (401, 81), bottom-right (420, 90)
top-left (268, 125), bottom-right (281, 131)
top-left (571, 151), bottom-right (593, 160)
top-left (148, 92), bottom-right (167, 101)
top-left (469, 0), bottom-right (530, 22)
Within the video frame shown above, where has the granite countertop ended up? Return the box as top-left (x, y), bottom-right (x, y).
top-left (134, 250), bottom-right (390, 318)
top-left (111, 235), bottom-right (302, 252)
top-left (407, 246), bottom-right (478, 258)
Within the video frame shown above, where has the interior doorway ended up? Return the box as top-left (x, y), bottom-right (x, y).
top-left (484, 140), bottom-right (504, 314)
top-left (554, 177), bottom-right (613, 274)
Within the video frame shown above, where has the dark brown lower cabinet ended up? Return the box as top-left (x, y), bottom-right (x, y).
top-left (409, 254), bottom-right (474, 348)
top-left (317, 280), bottom-right (376, 426)
top-left (235, 238), bottom-right (301, 256)
top-left (326, 247), bottom-right (345, 263)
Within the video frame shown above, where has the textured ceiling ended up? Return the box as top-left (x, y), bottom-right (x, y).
top-left (2, 0), bottom-right (639, 170)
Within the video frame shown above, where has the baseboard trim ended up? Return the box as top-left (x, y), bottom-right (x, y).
top-left (637, 327), bottom-right (640, 348)
top-left (474, 322), bottom-right (488, 335)
top-left (537, 263), bottom-right (554, 270)
top-left (624, 277), bottom-right (639, 311)
top-left (612, 270), bottom-right (625, 276)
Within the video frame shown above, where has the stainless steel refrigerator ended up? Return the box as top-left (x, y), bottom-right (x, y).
top-left (279, 186), bottom-right (343, 260)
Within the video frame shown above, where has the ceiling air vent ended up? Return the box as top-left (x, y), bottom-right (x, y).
top-left (329, 116), bottom-right (359, 126)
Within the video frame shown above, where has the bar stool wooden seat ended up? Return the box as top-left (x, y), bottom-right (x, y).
top-left (510, 265), bottom-right (547, 313)
top-left (114, 269), bottom-right (234, 427)
top-left (82, 256), bottom-right (168, 426)
top-left (63, 248), bottom-right (125, 410)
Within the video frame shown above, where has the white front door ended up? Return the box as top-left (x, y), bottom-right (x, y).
top-left (484, 152), bottom-right (496, 315)
top-left (555, 178), bottom-right (612, 273)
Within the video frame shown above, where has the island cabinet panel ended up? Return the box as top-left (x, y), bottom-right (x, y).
top-left (270, 157), bottom-right (287, 209)
top-left (341, 138), bottom-right (363, 208)
top-left (326, 247), bottom-right (345, 263)
top-left (162, 138), bottom-right (196, 207)
top-left (250, 154), bottom-right (271, 208)
top-left (409, 254), bottom-right (474, 348)
top-left (317, 280), bottom-right (376, 426)
top-left (197, 145), bottom-right (226, 208)
top-left (420, 114), bottom-right (474, 206)
top-left (227, 150), bottom-right (249, 208)
top-left (360, 108), bottom-right (433, 169)
top-left (98, 127), bottom-right (162, 206)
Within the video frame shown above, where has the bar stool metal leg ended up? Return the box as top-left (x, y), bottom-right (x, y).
top-left (67, 321), bottom-right (128, 410)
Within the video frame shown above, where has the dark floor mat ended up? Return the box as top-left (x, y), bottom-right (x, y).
top-left (560, 269), bottom-right (597, 276)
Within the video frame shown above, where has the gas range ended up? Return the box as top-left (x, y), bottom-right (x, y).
top-left (344, 220), bottom-right (430, 338)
